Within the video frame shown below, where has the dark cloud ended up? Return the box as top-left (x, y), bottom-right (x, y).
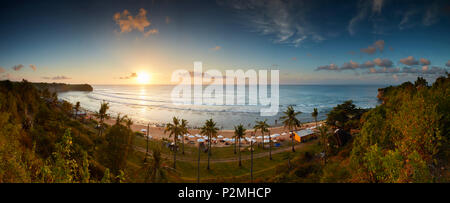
top-left (315, 64), bottom-right (339, 71)
top-left (360, 60), bottom-right (376, 68)
top-left (12, 64), bottom-right (24, 71)
top-left (42, 75), bottom-right (71, 80)
top-left (399, 56), bottom-right (419, 66)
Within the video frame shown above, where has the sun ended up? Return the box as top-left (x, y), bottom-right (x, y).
top-left (136, 72), bottom-right (151, 84)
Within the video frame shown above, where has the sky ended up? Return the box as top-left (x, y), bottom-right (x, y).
top-left (0, 0), bottom-right (449, 85)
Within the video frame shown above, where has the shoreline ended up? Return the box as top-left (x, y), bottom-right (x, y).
top-left (86, 110), bottom-right (324, 141)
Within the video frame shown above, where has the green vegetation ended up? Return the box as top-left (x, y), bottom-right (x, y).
top-left (1, 75), bottom-right (448, 183)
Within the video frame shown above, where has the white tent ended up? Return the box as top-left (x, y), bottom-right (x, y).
top-left (256, 136), bottom-right (262, 139)
top-left (217, 135), bottom-right (223, 138)
top-left (197, 138), bottom-right (205, 142)
top-left (140, 129), bottom-right (147, 133)
top-left (263, 139), bottom-right (270, 143)
top-left (195, 134), bottom-right (202, 137)
top-left (281, 132), bottom-right (287, 136)
top-left (188, 135), bottom-right (195, 138)
top-left (263, 135), bottom-right (270, 139)
top-left (270, 134), bottom-right (280, 138)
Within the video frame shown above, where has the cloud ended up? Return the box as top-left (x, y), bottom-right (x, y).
top-left (113, 8), bottom-right (158, 37)
top-left (361, 40), bottom-right (385, 54)
top-left (12, 64), bottom-right (24, 71)
top-left (361, 46), bottom-right (376, 54)
top-left (360, 60), bottom-right (376, 68)
top-left (423, 3), bottom-right (439, 26)
top-left (315, 64), bottom-right (339, 71)
top-left (0, 67), bottom-right (4, 73)
top-left (340, 60), bottom-right (359, 70)
top-left (119, 73), bottom-right (138, 79)
top-left (165, 16), bottom-right (171, 24)
top-left (42, 75), bottom-right (71, 80)
top-left (29, 64), bottom-right (37, 71)
top-left (399, 56), bottom-right (419, 66)
top-left (372, 0), bottom-right (384, 14)
top-left (220, 0), bottom-right (325, 47)
top-left (373, 58), bottom-right (393, 68)
top-left (211, 46), bottom-right (222, 51)
top-left (399, 9), bottom-right (418, 30)
top-left (373, 40), bottom-right (385, 52)
top-left (419, 58), bottom-right (431, 66)
top-left (348, 0), bottom-right (384, 35)
top-left (446, 60), bottom-right (450, 67)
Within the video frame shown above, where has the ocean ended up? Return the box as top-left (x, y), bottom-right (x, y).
top-left (58, 84), bottom-right (385, 129)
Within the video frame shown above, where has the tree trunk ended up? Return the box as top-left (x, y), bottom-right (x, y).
top-left (269, 136), bottom-right (272, 160)
top-left (182, 135), bottom-right (185, 155)
top-left (250, 141), bottom-right (253, 183)
top-left (207, 134), bottom-right (211, 170)
top-left (291, 131), bottom-right (295, 152)
top-left (261, 131), bottom-right (264, 149)
top-left (173, 136), bottom-right (177, 169)
top-left (238, 139), bottom-right (241, 167)
top-left (197, 143), bottom-right (201, 183)
top-left (234, 139), bottom-right (237, 154)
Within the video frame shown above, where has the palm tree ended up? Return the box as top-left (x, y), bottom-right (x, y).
top-left (250, 132), bottom-right (255, 183)
top-left (125, 116), bottom-right (133, 130)
top-left (144, 145), bottom-right (175, 183)
top-left (164, 117), bottom-right (183, 169)
top-left (318, 125), bottom-right (330, 164)
top-left (312, 108), bottom-right (318, 127)
top-left (180, 119), bottom-right (189, 155)
top-left (254, 120), bottom-right (269, 151)
top-left (74, 101), bottom-right (80, 119)
top-left (234, 124), bottom-right (246, 167)
top-left (95, 101), bottom-right (110, 137)
top-left (200, 119), bottom-right (219, 170)
top-left (280, 106), bottom-right (301, 152)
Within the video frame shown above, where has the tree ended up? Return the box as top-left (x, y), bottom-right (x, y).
top-left (234, 124), bottom-right (246, 167)
top-left (95, 101), bottom-right (110, 137)
top-left (414, 77), bottom-right (428, 88)
top-left (200, 119), bottom-right (219, 170)
top-left (144, 145), bottom-right (174, 183)
top-left (280, 106), bottom-right (301, 152)
top-left (103, 123), bottom-right (134, 178)
top-left (312, 108), bottom-right (318, 127)
top-left (164, 117), bottom-right (183, 169)
top-left (74, 101), bottom-right (80, 119)
top-left (317, 125), bottom-right (330, 164)
top-left (180, 119), bottom-right (189, 155)
top-left (254, 120), bottom-right (270, 158)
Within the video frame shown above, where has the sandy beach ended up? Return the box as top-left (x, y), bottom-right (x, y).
top-left (87, 111), bottom-right (324, 143)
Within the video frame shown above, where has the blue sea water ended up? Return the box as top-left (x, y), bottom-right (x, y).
top-left (58, 84), bottom-right (385, 129)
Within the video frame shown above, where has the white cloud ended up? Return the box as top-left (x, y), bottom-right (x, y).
top-left (423, 3), bottom-right (439, 26)
top-left (221, 0), bottom-right (325, 47)
top-left (210, 46), bottom-right (222, 51)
